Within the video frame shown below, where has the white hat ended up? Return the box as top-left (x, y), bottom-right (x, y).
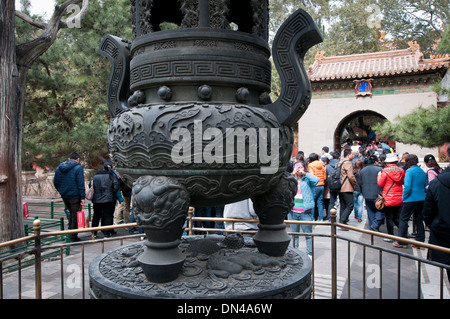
top-left (385, 153), bottom-right (398, 163)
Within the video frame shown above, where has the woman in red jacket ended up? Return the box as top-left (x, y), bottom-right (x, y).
top-left (377, 153), bottom-right (405, 239)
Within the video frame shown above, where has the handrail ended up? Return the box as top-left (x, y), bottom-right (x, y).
top-left (0, 235), bottom-right (36, 250)
top-left (335, 221), bottom-right (450, 254)
top-left (4, 215), bottom-right (449, 255)
top-left (1, 208), bottom-right (450, 299)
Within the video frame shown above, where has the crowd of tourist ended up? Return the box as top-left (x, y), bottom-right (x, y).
top-left (287, 141), bottom-right (449, 262)
top-left (53, 142), bottom-right (449, 278)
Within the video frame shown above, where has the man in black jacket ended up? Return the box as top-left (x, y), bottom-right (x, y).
top-left (359, 155), bottom-right (383, 232)
top-left (423, 146), bottom-right (450, 282)
top-left (53, 152), bottom-right (85, 242)
top-left (90, 159), bottom-right (120, 238)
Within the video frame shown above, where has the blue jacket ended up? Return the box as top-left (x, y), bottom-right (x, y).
top-left (293, 173), bottom-right (320, 212)
top-left (53, 160), bottom-right (86, 199)
top-left (402, 165), bottom-right (428, 203)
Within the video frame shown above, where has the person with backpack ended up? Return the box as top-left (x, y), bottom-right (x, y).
top-left (338, 149), bottom-right (357, 226)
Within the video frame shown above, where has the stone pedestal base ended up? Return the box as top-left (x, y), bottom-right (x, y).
top-left (89, 235), bottom-right (312, 299)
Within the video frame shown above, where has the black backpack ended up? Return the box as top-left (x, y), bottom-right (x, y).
top-left (328, 160), bottom-right (348, 192)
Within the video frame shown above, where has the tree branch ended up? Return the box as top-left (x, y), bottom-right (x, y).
top-left (15, 0), bottom-right (89, 68)
top-left (15, 11), bottom-right (47, 30)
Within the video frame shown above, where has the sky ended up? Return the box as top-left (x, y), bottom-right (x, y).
top-left (15, 0), bottom-right (56, 19)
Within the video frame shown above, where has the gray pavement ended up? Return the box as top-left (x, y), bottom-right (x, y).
top-left (1, 197), bottom-right (449, 299)
top-left (297, 208), bottom-right (450, 299)
top-left (1, 227), bottom-right (142, 299)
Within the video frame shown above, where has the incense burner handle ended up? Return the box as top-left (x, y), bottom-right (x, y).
top-left (98, 35), bottom-right (132, 117)
top-left (263, 9), bottom-right (323, 127)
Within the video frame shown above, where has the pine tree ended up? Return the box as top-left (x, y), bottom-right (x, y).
top-left (22, 0), bottom-right (132, 170)
top-left (438, 27), bottom-right (450, 54)
top-left (374, 106), bottom-right (450, 148)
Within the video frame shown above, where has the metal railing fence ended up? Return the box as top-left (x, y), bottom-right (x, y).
top-left (23, 200), bottom-right (92, 219)
top-left (1, 208), bottom-right (449, 299)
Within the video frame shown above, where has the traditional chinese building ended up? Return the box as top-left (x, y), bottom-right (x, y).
top-left (297, 41), bottom-right (450, 161)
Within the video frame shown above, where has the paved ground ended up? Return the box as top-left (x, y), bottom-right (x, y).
top-left (1, 197), bottom-right (449, 299)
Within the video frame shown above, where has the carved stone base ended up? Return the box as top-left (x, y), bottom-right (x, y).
top-left (89, 235), bottom-right (312, 299)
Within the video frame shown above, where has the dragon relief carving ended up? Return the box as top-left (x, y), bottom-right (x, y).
top-left (107, 102), bottom-right (290, 171)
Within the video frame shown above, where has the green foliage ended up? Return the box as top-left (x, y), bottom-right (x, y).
top-left (381, 0), bottom-right (448, 57)
top-left (321, 0), bottom-right (385, 56)
top-left (20, 0), bottom-right (132, 170)
top-left (374, 106), bottom-right (450, 148)
top-left (17, 0), bottom-right (450, 170)
top-left (269, 0), bottom-right (449, 66)
top-left (269, 0), bottom-right (387, 68)
top-left (438, 27), bottom-right (450, 54)
top-left (269, 0), bottom-right (331, 36)
top-left (269, 0), bottom-right (332, 68)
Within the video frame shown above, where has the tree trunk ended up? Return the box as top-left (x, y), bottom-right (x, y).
top-left (0, 0), bottom-right (89, 246)
top-left (0, 0), bottom-right (25, 247)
